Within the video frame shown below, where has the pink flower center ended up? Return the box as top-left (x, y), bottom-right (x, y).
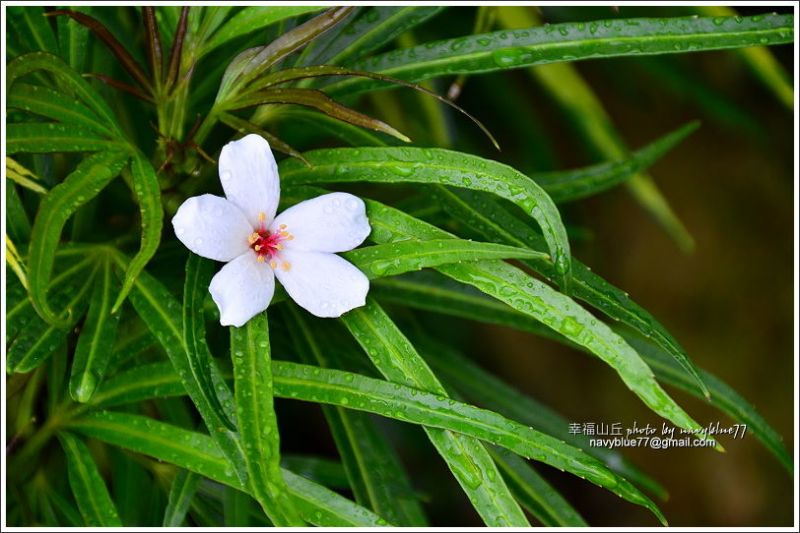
top-left (248, 214), bottom-right (293, 270)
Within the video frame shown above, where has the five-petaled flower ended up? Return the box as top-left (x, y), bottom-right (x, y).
top-left (172, 134), bottom-right (370, 327)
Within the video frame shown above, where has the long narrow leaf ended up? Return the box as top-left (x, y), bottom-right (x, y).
top-left (286, 308), bottom-right (427, 526)
top-left (68, 411), bottom-right (389, 526)
top-left (7, 52), bottom-right (122, 136)
top-left (361, 198), bottom-right (711, 443)
top-left (27, 151), bottom-right (128, 325)
top-left (111, 251), bottom-right (248, 483)
top-left (163, 470), bottom-right (200, 527)
top-left (7, 123), bottom-right (125, 154)
top-left (339, 300), bottom-right (531, 526)
top-left (279, 147), bottom-right (572, 290)
top-left (434, 185), bottom-right (709, 398)
top-left (183, 255), bottom-right (236, 431)
top-left (113, 154), bottom-right (164, 312)
top-left (325, 13), bottom-right (795, 95)
top-left (57, 432), bottom-right (122, 526)
top-left (231, 312), bottom-right (304, 525)
top-left (8, 83), bottom-right (116, 137)
top-left (69, 257), bottom-right (121, 402)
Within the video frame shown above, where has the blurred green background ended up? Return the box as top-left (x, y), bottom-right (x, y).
top-left (276, 5), bottom-right (795, 526)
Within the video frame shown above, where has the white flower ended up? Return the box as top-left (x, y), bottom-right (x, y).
top-left (171, 134), bottom-right (370, 327)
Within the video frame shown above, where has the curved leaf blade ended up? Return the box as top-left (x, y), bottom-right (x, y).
top-left (434, 185), bottom-right (710, 398)
top-left (27, 151), bottom-right (128, 325)
top-left (111, 152), bottom-right (164, 312)
top-left (68, 411), bottom-right (390, 526)
top-left (57, 432), bottom-right (122, 526)
top-left (8, 83), bottom-right (116, 137)
top-left (7, 52), bottom-right (122, 136)
top-left (339, 300), bottom-right (530, 526)
top-left (279, 147), bottom-right (572, 290)
top-left (271, 360), bottom-right (667, 525)
top-left (286, 308), bottom-right (427, 526)
top-left (362, 199), bottom-right (712, 444)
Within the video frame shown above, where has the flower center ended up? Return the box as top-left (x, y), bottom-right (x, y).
top-left (248, 212), bottom-right (293, 270)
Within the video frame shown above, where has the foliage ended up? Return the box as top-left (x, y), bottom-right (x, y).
top-left (4, 5), bottom-right (794, 527)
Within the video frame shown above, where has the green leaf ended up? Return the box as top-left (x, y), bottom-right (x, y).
top-left (617, 327), bottom-right (794, 475)
top-left (416, 332), bottom-right (667, 499)
top-left (8, 6), bottom-right (59, 55)
top-left (534, 121), bottom-right (699, 203)
top-left (183, 255), bottom-right (237, 431)
top-left (343, 239), bottom-right (549, 279)
top-left (57, 6), bottom-right (90, 72)
top-left (8, 83), bottom-right (116, 138)
top-left (201, 6), bottom-right (325, 57)
top-left (5, 180), bottom-right (33, 245)
top-left (163, 470), bottom-right (200, 527)
top-left (111, 152), bottom-right (164, 313)
top-left (434, 185), bottom-right (710, 399)
top-left (279, 147), bottom-right (572, 290)
top-left (88, 360), bottom-right (666, 524)
top-left (694, 5), bottom-right (793, 110)
top-left (339, 299), bottom-right (530, 526)
top-left (281, 455), bottom-right (350, 490)
top-left (286, 308), bottom-right (427, 526)
top-left (491, 447), bottom-right (587, 526)
top-left (300, 6), bottom-right (445, 67)
top-left (271, 360), bottom-right (667, 525)
top-left (7, 52), bottom-right (123, 136)
top-left (27, 151), bottom-right (128, 326)
top-left (7, 259), bottom-right (98, 374)
top-left (363, 198), bottom-right (711, 443)
top-left (325, 13), bottom-right (795, 96)
top-left (68, 411), bottom-right (390, 526)
top-left (57, 432), bottom-right (122, 526)
top-left (113, 251), bottom-right (248, 483)
top-left (495, 6), bottom-right (695, 252)
top-left (230, 312), bottom-right (304, 525)
top-left (6, 123), bottom-right (126, 154)
top-left (69, 257), bottom-right (121, 402)
top-left (7, 157), bottom-right (48, 195)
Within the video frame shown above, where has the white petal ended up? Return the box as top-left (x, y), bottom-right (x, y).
top-left (209, 252), bottom-right (275, 327)
top-left (172, 194), bottom-right (253, 262)
top-left (271, 193), bottom-right (371, 253)
top-left (219, 134), bottom-right (280, 228)
top-left (274, 249), bottom-right (368, 318)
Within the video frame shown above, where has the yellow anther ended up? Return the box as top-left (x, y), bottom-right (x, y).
top-left (256, 255), bottom-right (265, 263)
top-left (276, 244), bottom-right (284, 250)
top-left (248, 233), bottom-right (259, 244)
top-left (286, 234), bottom-right (294, 240)
top-left (279, 224), bottom-right (287, 230)
top-left (269, 260), bottom-right (277, 269)
top-left (258, 212), bottom-right (266, 222)
top-left (254, 245), bottom-right (262, 252)
top-left (281, 261), bottom-right (291, 271)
